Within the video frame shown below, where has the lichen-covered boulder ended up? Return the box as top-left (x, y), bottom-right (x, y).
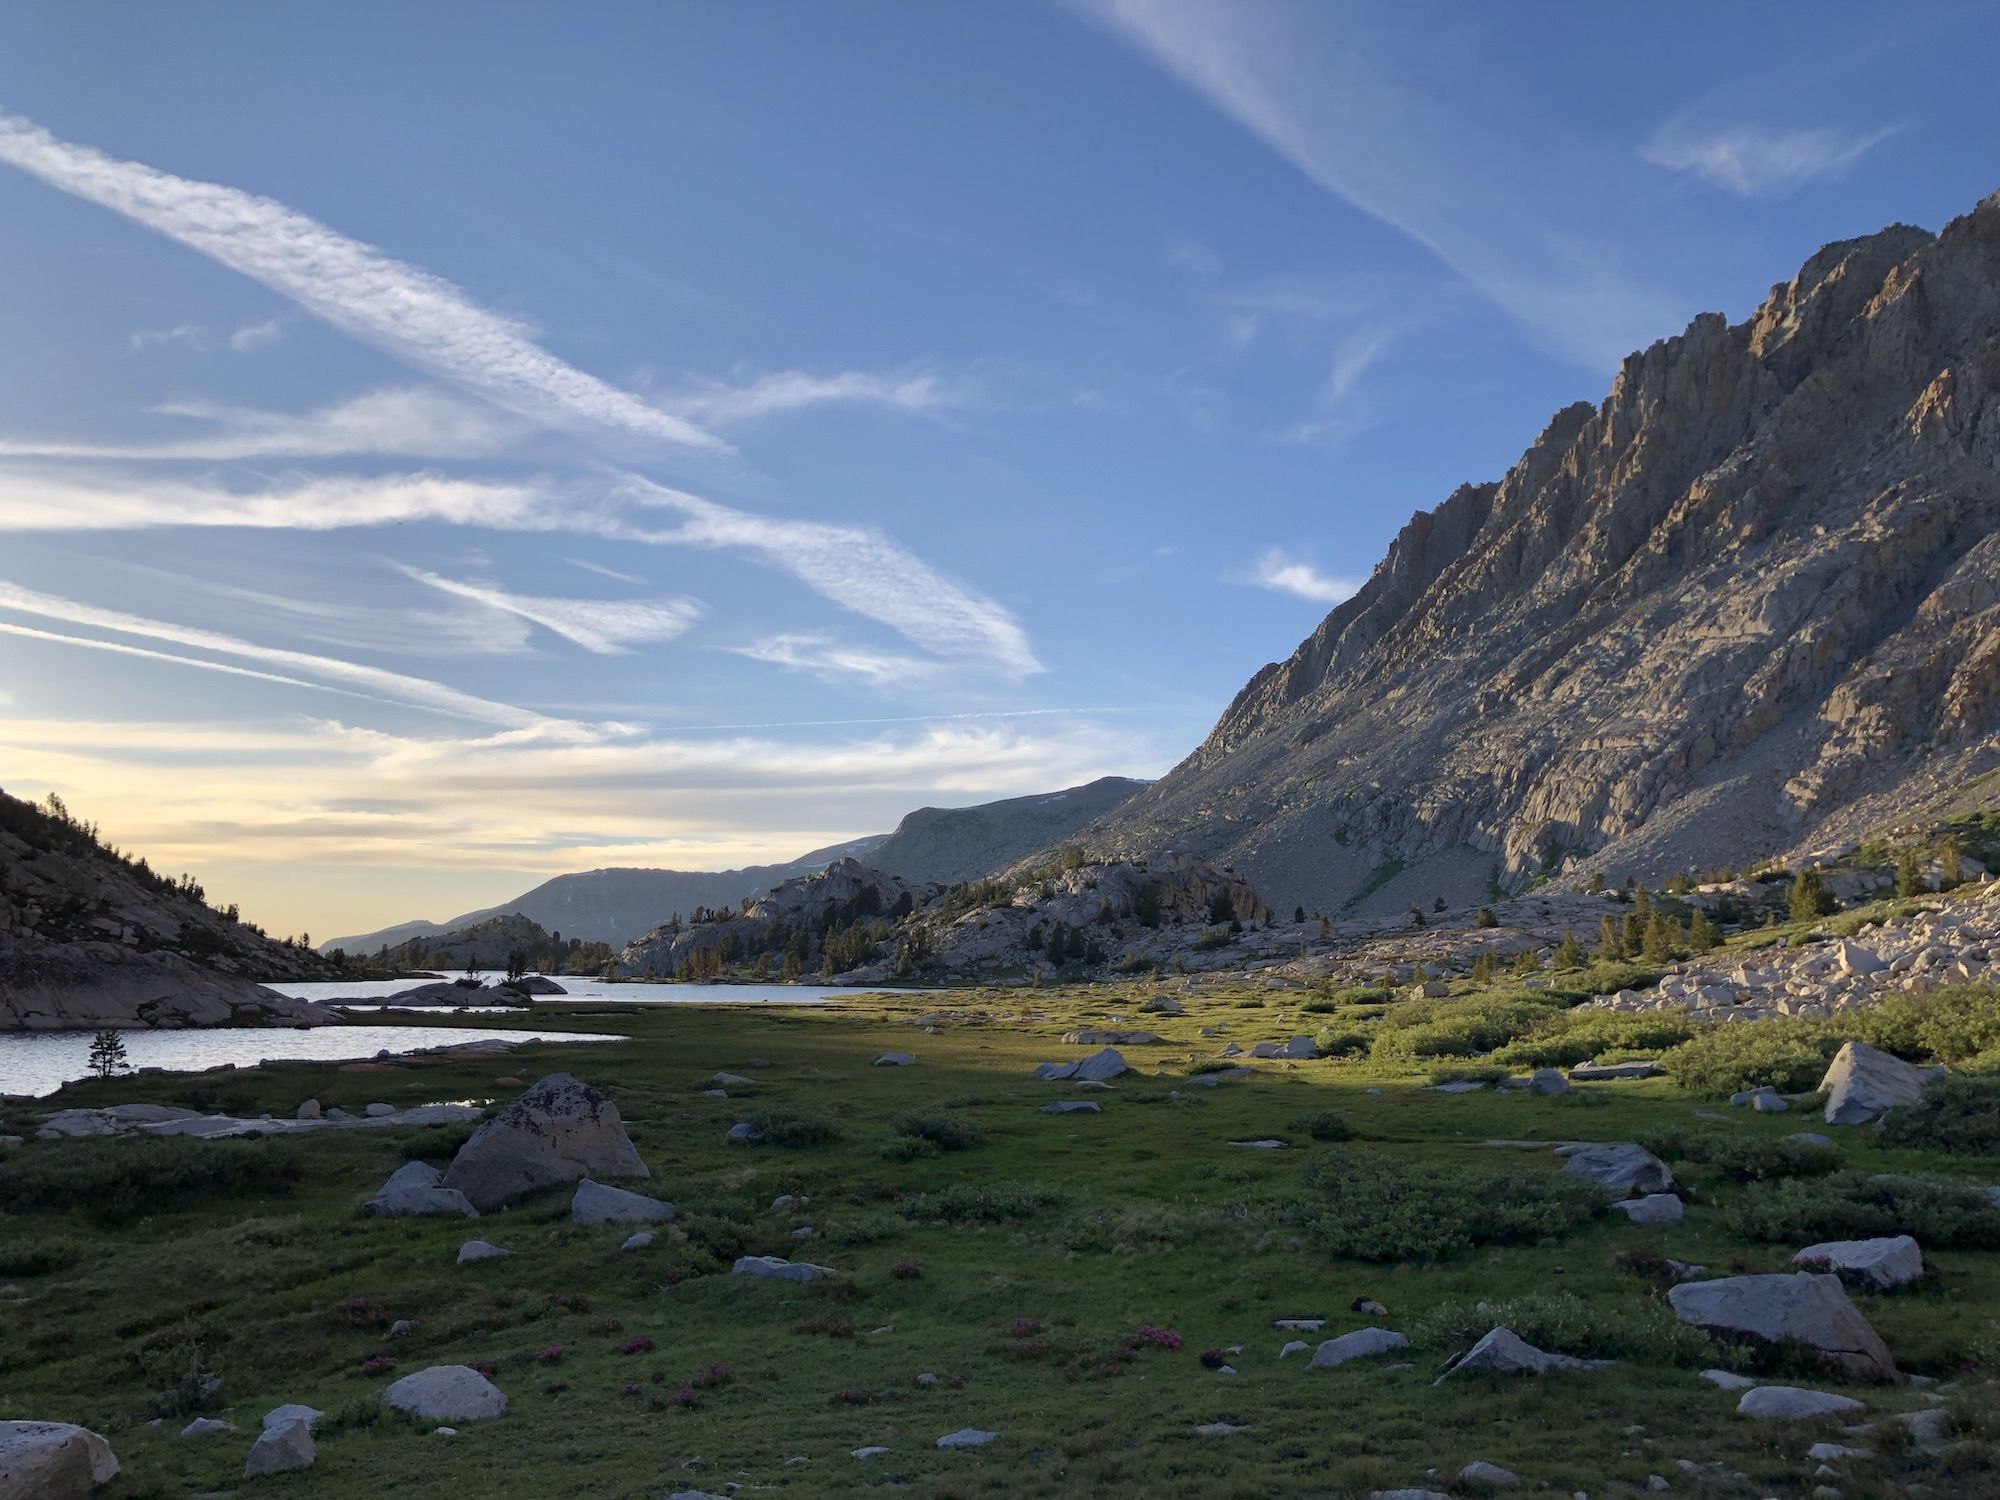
top-left (1820, 1042), bottom-right (1935, 1125)
top-left (383, 1365), bottom-right (508, 1422)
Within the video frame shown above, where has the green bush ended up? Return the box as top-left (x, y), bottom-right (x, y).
top-left (898, 1180), bottom-right (1062, 1225)
top-left (745, 1104), bottom-right (843, 1148)
top-left (1658, 1022), bottom-right (1840, 1096)
top-left (1876, 1076), bottom-right (2000, 1157)
top-left (1288, 1111), bottom-right (1355, 1142)
top-left (1732, 1171), bottom-right (2000, 1251)
top-left (0, 1237), bottom-right (83, 1276)
top-left (1371, 994), bottom-right (1556, 1060)
top-left (889, 1109), bottom-right (984, 1152)
top-left (1491, 1012), bottom-right (1697, 1068)
top-left (1905, 987), bottom-right (2000, 1063)
top-left (1291, 1146), bottom-right (1604, 1263)
top-left (1533, 962), bottom-right (1664, 1005)
top-left (1312, 1026), bottom-right (1372, 1057)
top-left (0, 1138), bottom-right (302, 1225)
top-left (1411, 1292), bottom-right (1716, 1366)
top-left (1635, 1129), bottom-right (1841, 1183)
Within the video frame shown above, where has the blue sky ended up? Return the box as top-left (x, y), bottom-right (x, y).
top-left (0, 1), bottom-right (1994, 939)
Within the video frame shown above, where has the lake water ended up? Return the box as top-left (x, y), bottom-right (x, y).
top-left (265, 973), bottom-right (923, 1006)
top-left (0, 1025), bottom-right (625, 1100)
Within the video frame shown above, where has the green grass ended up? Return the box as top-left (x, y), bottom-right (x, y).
top-left (2, 986), bottom-right (1995, 1498)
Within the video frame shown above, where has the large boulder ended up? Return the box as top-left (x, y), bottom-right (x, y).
top-left (243, 1419), bottom-right (315, 1478)
top-left (1436, 1326), bottom-right (1607, 1382)
top-left (1793, 1235), bottom-right (1924, 1291)
top-left (383, 1365), bottom-right (508, 1422)
top-left (1820, 1042), bottom-right (1934, 1125)
top-left (1560, 1144), bottom-right (1675, 1196)
top-left (0, 1421), bottom-right (119, 1499)
top-left (441, 1074), bottom-right (647, 1212)
top-left (1667, 1272), bottom-right (1897, 1381)
top-left (571, 1179), bottom-right (675, 1225)
top-left (1306, 1328), bottom-right (1409, 1368)
top-left (1031, 1047), bottom-right (1130, 1083)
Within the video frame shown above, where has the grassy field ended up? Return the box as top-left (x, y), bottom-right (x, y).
top-left (2, 986), bottom-right (1997, 1498)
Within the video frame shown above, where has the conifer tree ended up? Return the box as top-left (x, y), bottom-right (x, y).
top-left (1688, 908), bottom-right (1718, 953)
top-left (1555, 930), bottom-right (1582, 968)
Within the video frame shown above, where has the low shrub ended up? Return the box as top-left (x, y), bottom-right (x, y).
top-left (0, 1137), bottom-right (302, 1224)
top-left (0, 1237), bottom-right (82, 1277)
top-left (1291, 1146), bottom-right (1604, 1263)
top-left (1426, 1064), bottom-right (1510, 1087)
top-left (1876, 1076), bottom-right (2000, 1156)
top-left (1491, 1013), bottom-right (1697, 1069)
top-left (1370, 995), bottom-right (1557, 1060)
top-left (1411, 1292), bottom-right (1716, 1367)
top-left (1658, 1022), bottom-right (1840, 1096)
top-left (745, 1104), bottom-right (843, 1148)
top-left (1635, 1130), bottom-right (1842, 1183)
top-left (1732, 1171), bottom-right (2000, 1251)
top-left (1288, 1111), bottom-right (1356, 1142)
top-left (889, 1109), bottom-right (984, 1152)
top-left (898, 1180), bottom-right (1062, 1225)
top-left (1062, 1202), bottom-right (1201, 1254)
top-left (1312, 1027), bottom-right (1372, 1057)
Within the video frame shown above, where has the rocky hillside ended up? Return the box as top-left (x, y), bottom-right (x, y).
top-left (862, 776), bottom-right (1147, 886)
top-left (1079, 191), bottom-right (2000, 918)
top-left (0, 788), bottom-right (337, 1029)
top-left (616, 857), bottom-right (932, 981)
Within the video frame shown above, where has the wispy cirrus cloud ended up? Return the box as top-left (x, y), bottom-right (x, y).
top-left (129, 322), bottom-right (202, 351)
top-left (619, 478), bottom-right (1043, 679)
top-left (732, 632), bottom-right (942, 688)
top-left (0, 386), bottom-right (519, 462)
top-left (1074, 0), bottom-right (1677, 369)
top-left (1640, 118), bottom-right (1901, 197)
top-left (658, 368), bottom-right (970, 428)
top-left (0, 578), bottom-right (551, 727)
top-left (0, 109), bottom-right (725, 452)
top-left (566, 557), bottom-right (648, 587)
top-left (0, 466), bottom-right (570, 533)
top-left (0, 466), bottom-right (1039, 678)
top-left (394, 566), bottom-right (704, 656)
top-left (1238, 546), bottom-right (1359, 605)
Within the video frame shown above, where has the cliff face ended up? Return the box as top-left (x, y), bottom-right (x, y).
top-left (0, 789), bottom-right (337, 1029)
top-left (1083, 195), bottom-right (2000, 917)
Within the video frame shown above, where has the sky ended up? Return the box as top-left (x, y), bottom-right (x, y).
top-left (1, 2), bottom-right (1996, 941)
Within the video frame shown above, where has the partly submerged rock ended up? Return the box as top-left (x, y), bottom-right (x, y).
top-left (935, 1428), bottom-right (997, 1449)
top-left (1031, 1047), bottom-right (1129, 1083)
top-left (366, 1185), bottom-right (479, 1219)
top-left (732, 1254), bottom-right (833, 1283)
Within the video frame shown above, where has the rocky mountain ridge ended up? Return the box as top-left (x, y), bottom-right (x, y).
top-left (324, 777), bottom-right (1146, 959)
top-left (1074, 192), bottom-right (2000, 919)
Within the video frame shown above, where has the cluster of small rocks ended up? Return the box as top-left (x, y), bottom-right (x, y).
top-left (1588, 882), bottom-right (2000, 1021)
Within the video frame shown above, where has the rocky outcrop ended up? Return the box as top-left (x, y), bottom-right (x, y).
top-left (0, 788), bottom-right (340, 1030)
top-left (1073, 193), bottom-right (2000, 915)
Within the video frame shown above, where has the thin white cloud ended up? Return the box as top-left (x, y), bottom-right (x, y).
top-left (618, 478), bottom-right (1044, 678)
top-left (1640, 119), bottom-right (1900, 197)
top-left (659, 369), bottom-right (969, 427)
top-left (0, 466), bottom-right (1041, 678)
top-left (0, 579), bottom-right (549, 727)
top-left (0, 109), bottom-right (724, 451)
top-left (129, 322), bottom-right (202, 350)
top-left (732, 632), bottom-right (941, 688)
top-left (0, 466), bottom-right (571, 533)
top-left (1074, 0), bottom-right (1677, 369)
top-left (394, 566), bottom-right (704, 655)
top-left (229, 316), bottom-right (286, 351)
top-left (1240, 546), bottom-right (1359, 604)
top-left (0, 387), bottom-right (519, 462)
top-left (566, 558), bottom-right (648, 587)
